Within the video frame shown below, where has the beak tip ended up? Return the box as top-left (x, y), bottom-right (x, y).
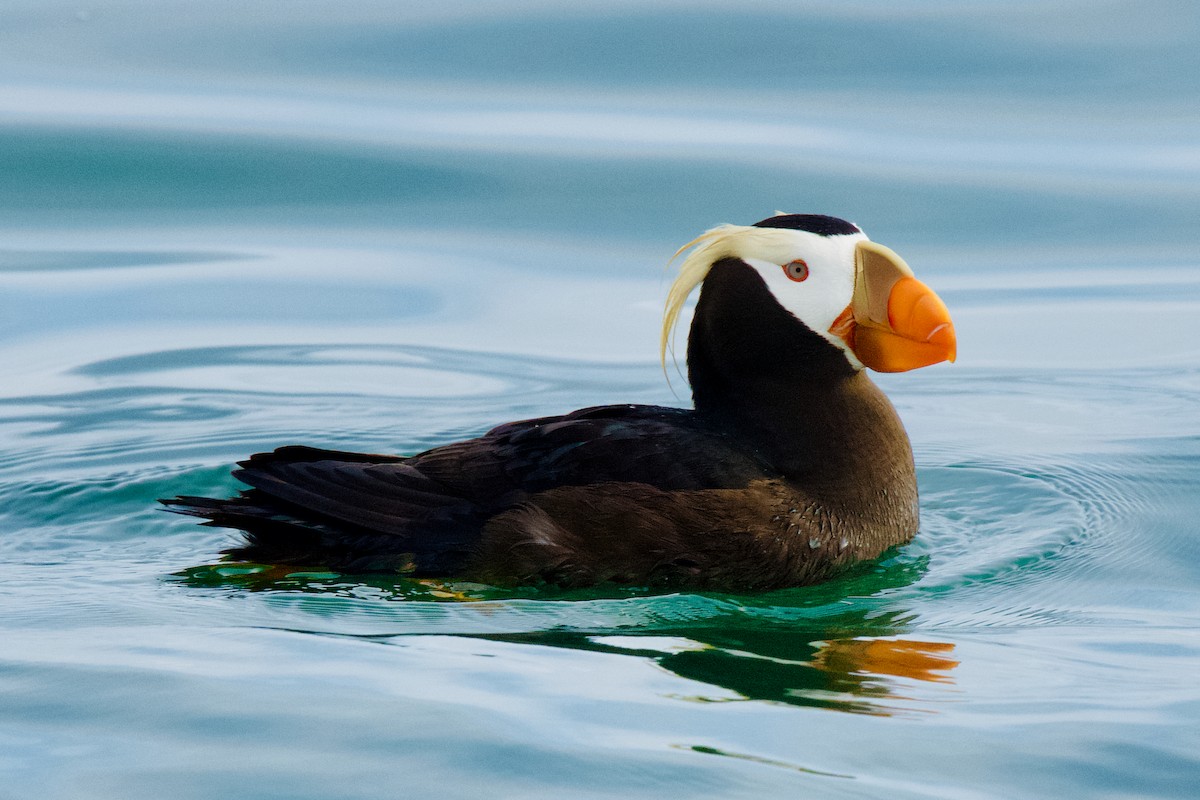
top-left (927, 323), bottom-right (957, 365)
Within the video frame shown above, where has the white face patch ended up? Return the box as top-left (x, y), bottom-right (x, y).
top-left (662, 222), bottom-right (870, 372)
top-left (741, 229), bottom-right (867, 368)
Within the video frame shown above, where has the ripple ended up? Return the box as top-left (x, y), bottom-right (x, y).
top-left (913, 463), bottom-right (1090, 590)
top-left (896, 442), bottom-right (1198, 631)
top-left (0, 344), bottom-right (664, 481)
top-left (73, 344), bottom-right (521, 398)
top-left (69, 343), bottom-right (659, 399)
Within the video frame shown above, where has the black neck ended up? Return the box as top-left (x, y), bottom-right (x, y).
top-left (687, 259), bottom-right (910, 486)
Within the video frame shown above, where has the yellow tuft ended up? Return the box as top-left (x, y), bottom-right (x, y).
top-left (660, 223), bottom-right (768, 374)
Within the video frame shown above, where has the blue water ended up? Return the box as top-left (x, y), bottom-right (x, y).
top-left (3, 2), bottom-right (1200, 798)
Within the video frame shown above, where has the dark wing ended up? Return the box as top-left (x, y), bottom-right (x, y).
top-left (411, 404), bottom-right (774, 494)
top-left (163, 404), bottom-right (776, 573)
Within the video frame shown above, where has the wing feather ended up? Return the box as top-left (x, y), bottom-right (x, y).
top-left (165, 404), bottom-right (779, 573)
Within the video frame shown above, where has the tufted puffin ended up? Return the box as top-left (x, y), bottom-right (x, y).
top-left (164, 214), bottom-right (956, 590)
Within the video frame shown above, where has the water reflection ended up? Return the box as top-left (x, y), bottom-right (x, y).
top-left (476, 624), bottom-right (957, 717)
top-left (811, 637), bottom-right (957, 686)
top-left (173, 554), bottom-right (956, 716)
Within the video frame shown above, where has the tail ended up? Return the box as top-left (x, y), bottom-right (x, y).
top-left (162, 446), bottom-right (483, 574)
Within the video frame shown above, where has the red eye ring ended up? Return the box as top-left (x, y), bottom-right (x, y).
top-left (783, 259), bottom-right (809, 282)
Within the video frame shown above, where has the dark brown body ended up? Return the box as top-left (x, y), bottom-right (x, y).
top-left (165, 256), bottom-right (918, 590)
top-left (474, 458), bottom-right (915, 590)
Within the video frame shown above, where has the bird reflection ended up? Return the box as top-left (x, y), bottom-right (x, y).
top-left (811, 637), bottom-right (958, 685)
top-left (174, 553), bottom-right (957, 715)
top-left (477, 619), bottom-right (958, 716)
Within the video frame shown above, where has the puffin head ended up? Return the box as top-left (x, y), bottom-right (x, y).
top-left (662, 213), bottom-right (956, 376)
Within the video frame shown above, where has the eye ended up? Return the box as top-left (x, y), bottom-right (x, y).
top-left (782, 259), bottom-right (809, 282)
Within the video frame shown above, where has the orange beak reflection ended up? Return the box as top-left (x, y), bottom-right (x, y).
top-left (832, 241), bottom-right (957, 373)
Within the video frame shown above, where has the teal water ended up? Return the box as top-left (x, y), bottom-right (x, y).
top-left (3, 2), bottom-right (1200, 798)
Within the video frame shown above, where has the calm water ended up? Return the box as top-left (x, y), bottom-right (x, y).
top-left (2, 2), bottom-right (1200, 798)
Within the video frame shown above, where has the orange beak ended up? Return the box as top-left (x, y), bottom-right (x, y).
top-left (832, 241), bottom-right (957, 373)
